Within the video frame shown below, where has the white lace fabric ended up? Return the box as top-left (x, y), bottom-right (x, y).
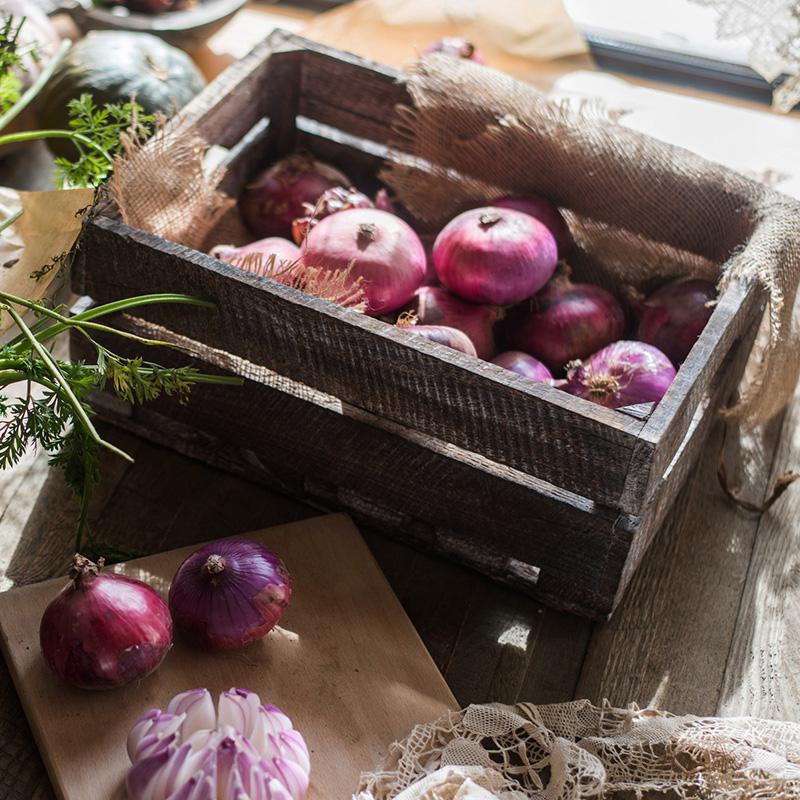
top-left (356, 701), bottom-right (800, 799)
top-left (693, 0), bottom-right (800, 111)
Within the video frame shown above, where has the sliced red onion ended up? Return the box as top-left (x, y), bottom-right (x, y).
top-left (632, 278), bottom-right (716, 365)
top-left (505, 274), bottom-right (625, 372)
top-left (491, 351), bottom-right (553, 383)
top-left (301, 208), bottom-right (426, 315)
top-left (127, 688), bottom-right (310, 800)
top-left (169, 539), bottom-right (292, 651)
top-left (564, 341), bottom-right (676, 409)
top-left (411, 286), bottom-right (502, 360)
top-left (433, 207), bottom-right (558, 305)
top-left (493, 195), bottom-right (572, 258)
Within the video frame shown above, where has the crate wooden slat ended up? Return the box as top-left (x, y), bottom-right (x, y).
top-left (72, 32), bottom-right (767, 618)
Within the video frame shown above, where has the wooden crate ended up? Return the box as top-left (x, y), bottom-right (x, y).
top-left (71, 31), bottom-right (765, 619)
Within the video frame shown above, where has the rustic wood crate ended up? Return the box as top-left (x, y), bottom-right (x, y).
top-left (71, 31), bottom-right (765, 619)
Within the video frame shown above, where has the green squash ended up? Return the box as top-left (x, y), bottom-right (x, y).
top-left (39, 31), bottom-right (206, 156)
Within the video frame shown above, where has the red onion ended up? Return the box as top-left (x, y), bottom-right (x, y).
top-left (564, 341), bottom-right (676, 409)
top-left (397, 312), bottom-right (477, 356)
top-left (505, 273), bottom-right (625, 372)
top-left (302, 208), bottom-right (426, 315)
top-left (39, 555), bottom-right (172, 690)
top-left (632, 278), bottom-right (716, 365)
top-left (127, 688), bottom-right (310, 800)
top-left (422, 37), bottom-right (486, 64)
top-left (241, 154), bottom-right (350, 239)
top-left (411, 286), bottom-right (501, 360)
top-left (433, 207), bottom-right (558, 305)
top-left (374, 188), bottom-right (395, 213)
top-left (169, 538), bottom-right (292, 651)
top-left (491, 351), bottom-right (553, 383)
top-left (493, 195), bottom-right (573, 258)
top-left (419, 234), bottom-right (439, 286)
top-left (210, 237), bottom-right (300, 271)
top-left (291, 185), bottom-right (374, 244)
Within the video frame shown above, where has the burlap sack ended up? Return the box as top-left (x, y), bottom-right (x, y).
top-left (379, 55), bottom-right (800, 427)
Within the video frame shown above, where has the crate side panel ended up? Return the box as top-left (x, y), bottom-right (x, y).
top-left (77, 218), bottom-right (649, 508)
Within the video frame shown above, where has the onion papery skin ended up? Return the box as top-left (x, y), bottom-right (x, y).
top-left (433, 207), bottom-right (558, 305)
top-left (505, 277), bottom-right (625, 373)
top-left (564, 341), bottom-right (676, 409)
top-left (39, 555), bottom-right (172, 690)
top-left (291, 186), bottom-right (374, 245)
top-left (634, 278), bottom-right (716, 365)
top-left (127, 688), bottom-right (310, 800)
top-left (491, 351), bottom-right (553, 383)
top-left (411, 286), bottom-right (502, 360)
top-left (398, 321), bottom-right (478, 357)
top-left (240, 154), bottom-right (350, 239)
top-left (493, 195), bottom-right (572, 258)
top-left (421, 37), bottom-right (486, 64)
top-left (302, 208), bottom-right (426, 315)
top-left (210, 238), bottom-right (301, 270)
top-left (169, 539), bottom-right (292, 652)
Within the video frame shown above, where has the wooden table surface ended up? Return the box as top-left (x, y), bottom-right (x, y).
top-left (3, 4), bottom-right (800, 798)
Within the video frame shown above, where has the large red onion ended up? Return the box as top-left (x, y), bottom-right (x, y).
top-left (397, 313), bottom-right (477, 356)
top-left (240, 154), bottom-right (349, 239)
top-left (169, 538), bottom-right (292, 652)
top-left (411, 286), bottom-right (502, 360)
top-left (210, 237), bottom-right (300, 272)
top-left (491, 351), bottom-right (553, 383)
top-left (493, 195), bottom-right (572, 258)
top-left (291, 186), bottom-right (374, 245)
top-left (632, 278), bottom-right (716, 365)
top-left (302, 208), bottom-right (426, 315)
top-left (564, 341), bottom-right (676, 409)
top-left (39, 555), bottom-right (172, 690)
top-left (422, 37), bottom-right (486, 64)
top-left (505, 273), bottom-right (625, 372)
top-left (433, 207), bottom-right (558, 305)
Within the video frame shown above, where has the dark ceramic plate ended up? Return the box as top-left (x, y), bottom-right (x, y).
top-left (58, 0), bottom-right (247, 51)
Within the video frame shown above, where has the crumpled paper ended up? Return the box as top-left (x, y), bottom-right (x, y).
top-left (0, 186), bottom-right (95, 338)
top-left (302, 0), bottom-right (591, 88)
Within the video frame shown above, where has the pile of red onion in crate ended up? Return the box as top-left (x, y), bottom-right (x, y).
top-left (211, 153), bottom-right (717, 410)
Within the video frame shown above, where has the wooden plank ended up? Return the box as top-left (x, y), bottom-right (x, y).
top-left (71, 319), bottom-right (632, 618)
top-left (576, 407), bottom-right (785, 714)
top-left (716, 380), bottom-right (800, 720)
top-left (0, 515), bottom-right (457, 800)
top-left (75, 217), bottom-right (649, 510)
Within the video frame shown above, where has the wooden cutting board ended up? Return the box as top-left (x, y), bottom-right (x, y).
top-left (0, 513), bottom-right (456, 799)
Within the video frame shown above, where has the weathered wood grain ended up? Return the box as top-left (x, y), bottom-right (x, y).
top-left (717, 380), bottom-right (800, 720)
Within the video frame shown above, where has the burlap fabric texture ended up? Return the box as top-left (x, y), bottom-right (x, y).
top-left (356, 701), bottom-right (800, 799)
top-left (379, 55), bottom-right (800, 427)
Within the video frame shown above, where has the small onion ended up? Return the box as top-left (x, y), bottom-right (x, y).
top-left (39, 554), bottom-right (172, 690)
top-left (411, 286), bottom-right (502, 360)
top-left (421, 37), bottom-right (486, 64)
top-left (433, 207), bottom-right (558, 305)
top-left (302, 208), bottom-right (426, 315)
top-left (505, 273), bottom-right (625, 372)
top-left (210, 237), bottom-right (301, 271)
top-left (291, 186), bottom-right (374, 245)
top-left (127, 688), bottom-right (310, 800)
top-left (564, 341), bottom-right (676, 409)
top-left (169, 539), bottom-right (292, 651)
top-left (241, 154), bottom-right (350, 239)
top-left (632, 278), bottom-right (716, 365)
top-left (397, 313), bottom-right (477, 356)
top-left (493, 195), bottom-right (573, 258)
top-left (374, 188), bottom-right (395, 213)
top-left (491, 351), bottom-right (553, 383)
